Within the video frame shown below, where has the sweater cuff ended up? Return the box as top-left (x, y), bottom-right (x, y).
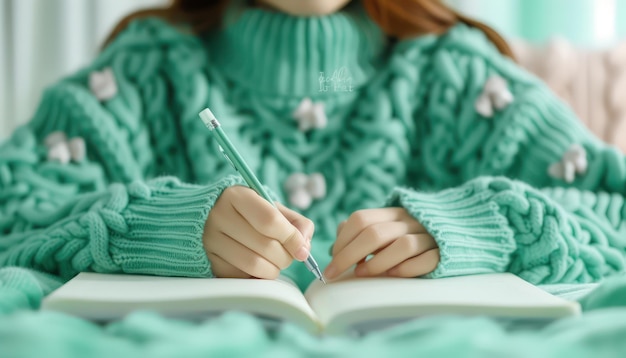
top-left (102, 175), bottom-right (246, 277)
top-left (386, 184), bottom-right (516, 278)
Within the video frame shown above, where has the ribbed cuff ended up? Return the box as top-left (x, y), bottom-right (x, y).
top-left (106, 175), bottom-right (246, 277)
top-left (386, 183), bottom-right (516, 278)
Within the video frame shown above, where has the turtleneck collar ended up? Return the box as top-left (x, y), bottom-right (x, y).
top-left (204, 1), bottom-right (387, 97)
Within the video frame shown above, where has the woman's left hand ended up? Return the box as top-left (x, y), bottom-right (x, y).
top-left (324, 208), bottom-right (439, 280)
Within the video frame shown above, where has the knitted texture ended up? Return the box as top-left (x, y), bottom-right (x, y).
top-left (0, 10), bottom-right (260, 281)
top-left (1, 3), bottom-right (626, 351)
top-left (0, 128), bottom-right (244, 278)
top-left (388, 177), bottom-right (625, 284)
top-left (0, 267), bottom-right (63, 315)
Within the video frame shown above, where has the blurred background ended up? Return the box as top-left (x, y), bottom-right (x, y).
top-left (1, 0), bottom-right (626, 145)
top-left (448, 0), bottom-right (626, 47)
top-left (1, 0), bottom-right (168, 140)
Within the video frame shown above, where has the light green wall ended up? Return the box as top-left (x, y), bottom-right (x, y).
top-left (446, 0), bottom-right (625, 47)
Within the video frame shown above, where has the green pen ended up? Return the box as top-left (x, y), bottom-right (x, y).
top-left (199, 108), bottom-right (326, 284)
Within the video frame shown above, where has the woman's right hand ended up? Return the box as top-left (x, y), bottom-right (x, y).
top-left (203, 186), bottom-right (314, 279)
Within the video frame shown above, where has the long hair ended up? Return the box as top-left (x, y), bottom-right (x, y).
top-left (105, 0), bottom-right (514, 58)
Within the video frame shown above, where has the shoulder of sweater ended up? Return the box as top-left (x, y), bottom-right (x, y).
top-left (390, 23), bottom-right (537, 88)
top-left (70, 16), bottom-right (210, 89)
top-left (435, 23), bottom-right (503, 59)
top-left (103, 17), bottom-right (205, 55)
top-left (392, 23), bottom-right (503, 62)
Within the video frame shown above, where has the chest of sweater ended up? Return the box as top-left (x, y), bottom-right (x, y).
top-left (184, 70), bottom-right (418, 242)
top-left (179, 2), bottom-right (430, 243)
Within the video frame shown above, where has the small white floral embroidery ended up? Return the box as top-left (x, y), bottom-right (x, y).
top-left (292, 98), bottom-right (328, 132)
top-left (47, 142), bottom-right (71, 164)
top-left (305, 173), bottom-right (326, 199)
top-left (44, 131), bottom-right (67, 148)
top-left (68, 137), bottom-right (86, 162)
top-left (548, 144), bottom-right (588, 183)
top-left (89, 67), bottom-right (118, 101)
top-left (44, 132), bottom-right (87, 164)
top-left (284, 172), bottom-right (327, 210)
top-left (475, 75), bottom-right (515, 118)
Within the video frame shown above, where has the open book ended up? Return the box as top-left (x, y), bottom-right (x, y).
top-left (42, 272), bottom-right (580, 335)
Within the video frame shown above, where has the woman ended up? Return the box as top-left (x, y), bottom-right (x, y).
top-left (1, 0), bottom-right (625, 350)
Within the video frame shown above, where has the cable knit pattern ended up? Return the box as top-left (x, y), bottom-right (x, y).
top-left (0, 19), bottom-right (246, 281)
top-left (1, 3), bottom-right (626, 352)
top-left (388, 177), bottom-right (625, 284)
top-left (1, 5), bottom-right (625, 290)
top-left (31, 18), bottom-right (206, 182)
top-left (0, 143), bottom-right (243, 278)
top-left (410, 26), bottom-right (626, 195)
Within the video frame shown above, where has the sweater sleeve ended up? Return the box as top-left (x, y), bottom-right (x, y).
top-left (387, 177), bottom-right (626, 285)
top-left (387, 25), bottom-right (626, 284)
top-left (410, 24), bottom-right (626, 194)
top-left (0, 18), bottom-right (244, 281)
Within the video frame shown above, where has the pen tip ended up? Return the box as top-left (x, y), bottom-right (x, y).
top-left (199, 108), bottom-right (219, 129)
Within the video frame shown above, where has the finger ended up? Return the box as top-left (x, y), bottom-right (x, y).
top-left (230, 188), bottom-right (308, 261)
top-left (207, 253), bottom-right (251, 279)
top-left (326, 221), bottom-right (413, 279)
top-left (335, 208), bottom-right (414, 245)
top-left (355, 234), bottom-right (437, 277)
top-left (387, 249), bottom-right (440, 278)
top-left (221, 210), bottom-right (293, 270)
top-left (276, 202), bottom-right (315, 242)
top-left (333, 208), bottom-right (423, 256)
top-left (330, 220), bottom-right (347, 256)
top-left (207, 194), bottom-right (295, 269)
top-left (211, 232), bottom-right (282, 279)
top-left (336, 220), bottom-right (346, 238)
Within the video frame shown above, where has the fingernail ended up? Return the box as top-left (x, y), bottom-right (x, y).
top-left (295, 246), bottom-right (309, 261)
top-left (355, 265), bottom-right (367, 276)
top-left (324, 265), bottom-right (336, 279)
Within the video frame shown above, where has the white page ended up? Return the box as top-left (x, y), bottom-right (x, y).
top-left (43, 273), bottom-right (319, 331)
top-left (305, 273), bottom-right (580, 333)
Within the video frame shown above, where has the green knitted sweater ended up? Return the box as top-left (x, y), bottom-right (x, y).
top-left (1, 2), bottom-right (626, 316)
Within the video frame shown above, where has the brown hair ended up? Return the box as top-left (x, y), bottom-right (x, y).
top-left (105, 0), bottom-right (514, 58)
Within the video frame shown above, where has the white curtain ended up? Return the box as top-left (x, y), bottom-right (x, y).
top-left (0, 0), bottom-right (168, 139)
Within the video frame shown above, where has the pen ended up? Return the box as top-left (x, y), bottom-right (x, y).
top-left (199, 108), bottom-right (326, 284)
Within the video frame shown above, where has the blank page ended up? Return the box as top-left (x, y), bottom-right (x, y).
top-left (305, 273), bottom-right (581, 330)
top-left (42, 273), bottom-right (318, 329)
